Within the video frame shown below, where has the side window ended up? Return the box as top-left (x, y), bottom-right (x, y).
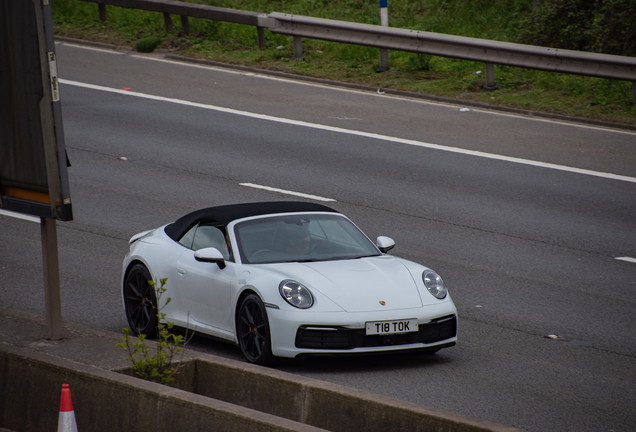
top-left (192, 224), bottom-right (231, 260)
top-left (179, 225), bottom-right (197, 249)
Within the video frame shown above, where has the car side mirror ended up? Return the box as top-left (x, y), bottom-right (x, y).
top-left (376, 236), bottom-right (395, 254)
top-left (194, 247), bottom-right (226, 269)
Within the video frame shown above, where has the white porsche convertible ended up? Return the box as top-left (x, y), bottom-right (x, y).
top-left (122, 201), bottom-right (457, 365)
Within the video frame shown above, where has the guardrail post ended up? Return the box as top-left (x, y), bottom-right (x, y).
top-left (293, 36), bottom-right (302, 59)
top-left (378, 50), bottom-right (389, 72)
top-left (98, 3), bottom-right (106, 22)
top-left (257, 27), bottom-right (265, 50)
top-left (181, 15), bottom-right (189, 34)
top-left (633, 82), bottom-right (636, 105)
top-left (484, 63), bottom-right (497, 91)
top-left (163, 13), bottom-right (173, 32)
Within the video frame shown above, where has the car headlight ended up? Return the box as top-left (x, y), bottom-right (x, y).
top-left (279, 280), bottom-right (314, 309)
top-left (422, 270), bottom-right (447, 299)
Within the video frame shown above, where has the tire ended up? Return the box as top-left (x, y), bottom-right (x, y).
top-left (237, 293), bottom-right (276, 365)
top-left (123, 263), bottom-right (158, 337)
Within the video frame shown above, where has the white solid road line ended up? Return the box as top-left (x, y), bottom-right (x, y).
top-left (0, 209), bottom-right (41, 223)
top-left (58, 41), bottom-right (636, 137)
top-left (60, 79), bottom-right (636, 185)
top-left (615, 257), bottom-right (636, 264)
top-left (240, 183), bottom-right (336, 202)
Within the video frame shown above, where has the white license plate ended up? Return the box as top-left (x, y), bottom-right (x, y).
top-left (365, 319), bottom-right (418, 335)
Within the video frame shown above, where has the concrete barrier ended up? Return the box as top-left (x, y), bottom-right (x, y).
top-left (0, 350), bottom-right (525, 432)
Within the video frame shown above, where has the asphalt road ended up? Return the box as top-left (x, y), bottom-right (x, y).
top-left (1, 41), bottom-right (635, 432)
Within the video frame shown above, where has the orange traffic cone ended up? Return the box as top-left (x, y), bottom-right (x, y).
top-left (57, 384), bottom-right (78, 432)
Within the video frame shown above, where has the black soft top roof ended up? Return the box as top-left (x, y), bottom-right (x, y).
top-left (164, 201), bottom-right (337, 241)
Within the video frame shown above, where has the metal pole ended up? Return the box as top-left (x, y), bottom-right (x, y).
top-left (632, 82), bottom-right (636, 105)
top-left (98, 3), bottom-right (107, 21)
top-left (257, 27), bottom-right (265, 49)
top-left (377, 0), bottom-right (389, 72)
top-left (41, 217), bottom-right (62, 340)
top-left (483, 62), bottom-right (498, 91)
top-left (180, 15), bottom-right (189, 34)
top-left (163, 13), bottom-right (173, 32)
top-left (293, 36), bottom-right (303, 59)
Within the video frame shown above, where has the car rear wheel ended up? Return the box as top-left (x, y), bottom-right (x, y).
top-left (123, 263), bottom-right (157, 337)
top-left (237, 294), bottom-right (275, 365)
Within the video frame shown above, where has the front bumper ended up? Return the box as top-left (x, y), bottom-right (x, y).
top-left (295, 314), bottom-right (456, 350)
top-left (267, 301), bottom-right (458, 358)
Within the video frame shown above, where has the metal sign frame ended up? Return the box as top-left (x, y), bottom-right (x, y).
top-left (1, 0), bottom-right (74, 340)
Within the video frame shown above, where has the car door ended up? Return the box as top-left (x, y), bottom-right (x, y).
top-left (175, 224), bottom-right (236, 338)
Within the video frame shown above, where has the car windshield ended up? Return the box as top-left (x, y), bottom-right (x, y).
top-left (234, 213), bottom-right (381, 264)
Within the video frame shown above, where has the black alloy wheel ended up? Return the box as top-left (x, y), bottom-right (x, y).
top-left (237, 293), bottom-right (275, 365)
top-left (123, 263), bottom-right (158, 337)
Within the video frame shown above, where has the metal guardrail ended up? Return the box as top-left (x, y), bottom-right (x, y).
top-left (264, 13), bottom-right (636, 82)
top-left (82, 0), bottom-right (267, 47)
top-left (84, 0), bottom-right (636, 103)
top-left (83, 0), bottom-right (259, 25)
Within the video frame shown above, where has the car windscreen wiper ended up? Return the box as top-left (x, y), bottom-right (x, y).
top-left (343, 254), bottom-right (378, 260)
top-left (296, 254), bottom-right (378, 263)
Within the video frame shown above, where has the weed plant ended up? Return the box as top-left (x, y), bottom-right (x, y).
top-left (135, 36), bottom-right (162, 52)
top-left (117, 278), bottom-right (189, 386)
top-left (52, 0), bottom-right (636, 125)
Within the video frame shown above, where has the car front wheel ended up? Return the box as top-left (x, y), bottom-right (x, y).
top-left (237, 293), bottom-right (275, 365)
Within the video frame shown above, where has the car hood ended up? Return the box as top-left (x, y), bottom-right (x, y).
top-left (272, 256), bottom-right (424, 312)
